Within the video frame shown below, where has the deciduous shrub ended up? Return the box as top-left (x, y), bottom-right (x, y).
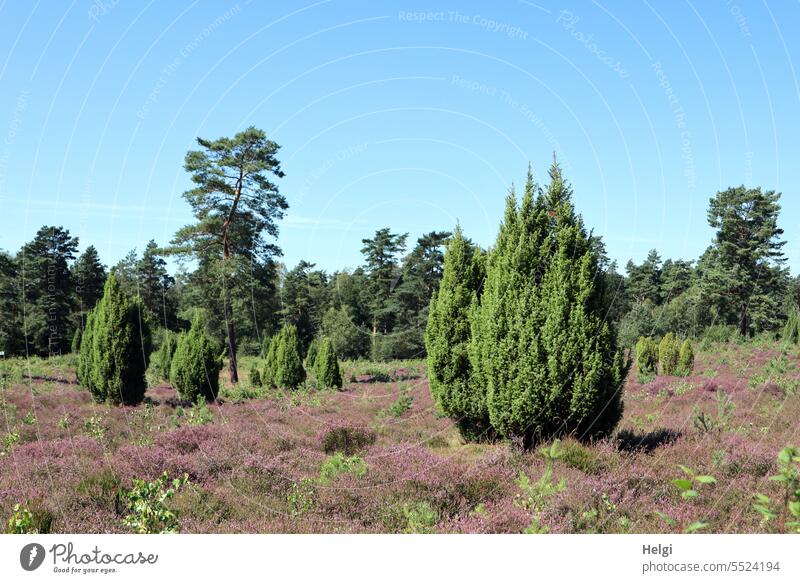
top-left (425, 225), bottom-right (488, 440)
top-left (169, 316), bottom-right (222, 403)
top-left (77, 274), bottom-right (151, 405)
top-left (120, 472), bottom-right (188, 534)
top-left (471, 163), bottom-right (627, 445)
top-left (274, 324), bottom-right (305, 389)
top-left (314, 337), bottom-right (342, 389)
top-left (659, 333), bottom-right (681, 376)
top-left (635, 337), bottom-right (659, 376)
top-left (678, 340), bottom-right (695, 376)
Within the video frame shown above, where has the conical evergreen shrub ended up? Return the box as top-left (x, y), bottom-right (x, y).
top-left (274, 324), bottom-right (305, 389)
top-left (71, 325), bottom-right (82, 354)
top-left (473, 162), bottom-right (627, 446)
top-left (262, 336), bottom-right (278, 388)
top-left (304, 337), bottom-right (320, 372)
top-left (314, 337), bottom-right (342, 389)
top-left (77, 274), bottom-right (151, 405)
top-left (425, 225), bottom-right (489, 440)
top-left (784, 310), bottom-right (800, 345)
top-left (677, 339), bottom-right (695, 376)
top-left (154, 329), bottom-right (177, 381)
top-left (169, 315), bottom-right (222, 403)
top-left (635, 337), bottom-right (659, 376)
top-left (659, 333), bottom-right (680, 376)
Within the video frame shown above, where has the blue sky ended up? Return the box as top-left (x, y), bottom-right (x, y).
top-left (0, 0), bottom-right (798, 274)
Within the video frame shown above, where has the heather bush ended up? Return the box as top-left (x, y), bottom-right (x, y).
top-left (473, 163), bottom-right (627, 445)
top-left (658, 333), bottom-right (681, 376)
top-left (635, 337), bottom-right (659, 376)
top-left (120, 471), bottom-right (189, 533)
top-left (314, 337), bottom-right (342, 389)
top-left (425, 224), bottom-right (488, 440)
top-left (169, 316), bottom-right (222, 403)
top-left (274, 324), bottom-right (305, 389)
top-left (78, 274), bottom-right (152, 405)
top-left (320, 424), bottom-right (376, 455)
top-left (677, 339), bottom-right (695, 376)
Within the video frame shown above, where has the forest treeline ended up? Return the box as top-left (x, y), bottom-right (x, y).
top-left (0, 127), bottom-right (798, 375)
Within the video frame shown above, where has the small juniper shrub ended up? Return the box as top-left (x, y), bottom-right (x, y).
top-left (380, 384), bottom-right (413, 418)
top-left (783, 310), bottom-right (800, 345)
top-left (169, 315), bottom-right (222, 403)
top-left (155, 329), bottom-right (178, 381)
top-left (274, 324), bottom-right (305, 389)
top-left (314, 337), bottom-right (342, 390)
top-left (658, 333), bottom-right (681, 376)
top-left (304, 337), bottom-right (320, 373)
top-left (635, 336), bottom-right (659, 380)
top-left (262, 336), bottom-right (278, 388)
top-left (677, 339), bottom-right (695, 376)
top-left (693, 390), bottom-right (735, 435)
top-left (249, 365), bottom-right (262, 388)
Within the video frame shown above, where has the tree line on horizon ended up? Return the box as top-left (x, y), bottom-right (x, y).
top-left (1, 126), bottom-right (798, 386)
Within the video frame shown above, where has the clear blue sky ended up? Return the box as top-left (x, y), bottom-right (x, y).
top-left (0, 0), bottom-right (798, 274)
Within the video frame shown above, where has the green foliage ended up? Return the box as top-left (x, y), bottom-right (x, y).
top-left (321, 306), bottom-right (371, 360)
top-left (425, 225), bottom-right (489, 440)
top-left (619, 301), bottom-right (656, 349)
top-left (169, 316), bottom-right (222, 403)
top-left (702, 324), bottom-right (739, 344)
top-left (77, 274), bottom-right (152, 405)
top-left (318, 452), bottom-right (367, 484)
top-left (784, 310), bottom-right (800, 345)
top-left (658, 333), bottom-right (681, 376)
top-left (692, 390), bottom-right (735, 434)
top-left (402, 501), bottom-right (438, 533)
top-left (262, 336), bottom-right (278, 388)
top-left (5, 503), bottom-right (52, 534)
top-left (314, 337), bottom-right (342, 389)
top-left (635, 336), bottom-right (659, 376)
top-left (304, 337), bottom-right (320, 372)
top-left (380, 385), bottom-right (413, 418)
top-left (671, 465), bottom-right (717, 500)
top-left (516, 439), bottom-right (567, 533)
top-left (473, 163), bottom-right (627, 445)
top-left (120, 472), bottom-right (189, 533)
top-left (249, 365), bottom-right (262, 387)
top-left (154, 329), bottom-right (178, 381)
top-left (274, 324), bottom-right (305, 389)
top-left (287, 478), bottom-right (315, 517)
top-left (753, 446), bottom-right (800, 533)
top-left (171, 396), bottom-right (213, 427)
top-left (71, 325), bottom-right (82, 354)
top-left (677, 339), bottom-right (695, 376)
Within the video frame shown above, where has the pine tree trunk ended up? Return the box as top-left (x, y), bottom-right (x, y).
top-left (225, 298), bottom-right (239, 384)
top-left (738, 304), bottom-right (749, 337)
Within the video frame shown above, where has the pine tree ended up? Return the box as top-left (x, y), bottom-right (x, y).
top-left (274, 324), bottom-right (305, 389)
top-left (474, 162), bottom-right (627, 446)
top-left (78, 274), bottom-right (151, 405)
top-left (72, 245), bottom-right (107, 327)
top-left (425, 224), bottom-right (488, 440)
top-left (169, 315), bottom-right (222, 402)
top-left (314, 337), bottom-right (342, 389)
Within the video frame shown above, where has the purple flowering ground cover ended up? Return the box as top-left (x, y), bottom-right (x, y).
top-left (1, 342), bottom-right (798, 534)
